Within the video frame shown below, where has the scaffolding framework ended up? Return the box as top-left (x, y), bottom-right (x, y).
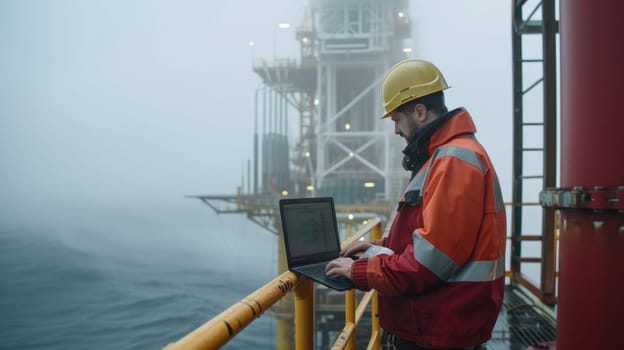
top-left (511, 0), bottom-right (559, 305)
top-left (250, 0), bottom-right (409, 206)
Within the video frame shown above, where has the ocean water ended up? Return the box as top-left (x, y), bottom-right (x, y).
top-left (0, 204), bottom-right (280, 350)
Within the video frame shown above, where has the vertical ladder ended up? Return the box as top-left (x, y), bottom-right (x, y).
top-left (511, 0), bottom-right (558, 305)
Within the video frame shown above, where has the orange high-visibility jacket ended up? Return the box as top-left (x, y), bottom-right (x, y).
top-left (351, 108), bottom-right (506, 348)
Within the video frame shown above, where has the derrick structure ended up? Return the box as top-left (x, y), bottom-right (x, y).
top-left (252, 0), bottom-right (411, 212)
top-left (309, 0), bottom-right (410, 207)
top-left (191, 0), bottom-right (412, 231)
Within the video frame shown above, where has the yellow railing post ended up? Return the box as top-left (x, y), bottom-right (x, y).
top-left (345, 289), bottom-right (356, 350)
top-left (295, 277), bottom-right (314, 350)
top-left (236, 186), bottom-right (241, 211)
top-left (370, 222), bottom-right (382, 349)
top-left (370, 290), bottom-right (380, 350)
top-left (277, 227), bottom-right (294, 350)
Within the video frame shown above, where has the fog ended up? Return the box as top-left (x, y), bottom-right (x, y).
top-left (0, 1), bottom-right (515, 246)
top-left (1, 1), bottom-right (303, 232)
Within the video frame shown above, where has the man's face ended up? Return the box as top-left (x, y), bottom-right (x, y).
top-left (390, 107), bottom-right (422, 144)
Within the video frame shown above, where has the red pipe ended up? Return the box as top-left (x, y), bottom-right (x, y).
top-left (559, 0), bottom-right (624, 349)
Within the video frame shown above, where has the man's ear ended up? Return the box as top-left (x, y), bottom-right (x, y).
top-left (415, 103), bottom-right (428, 123)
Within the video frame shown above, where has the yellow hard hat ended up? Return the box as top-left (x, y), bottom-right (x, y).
top-left (380, 59), bottom-right (449, 119)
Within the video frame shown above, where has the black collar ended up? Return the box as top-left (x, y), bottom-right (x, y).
top-left (401, 108), bottom-right (462, 175)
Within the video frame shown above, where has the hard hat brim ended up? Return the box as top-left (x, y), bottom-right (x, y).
top-left (380, 110), bottom-right (393, 119)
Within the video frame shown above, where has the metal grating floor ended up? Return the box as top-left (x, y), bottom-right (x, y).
top-left (485, 285), bottom-right (557, 350)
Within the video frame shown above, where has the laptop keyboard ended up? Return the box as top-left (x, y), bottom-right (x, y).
top-left (300, 262), bottom-right (348, 282)
top-left (292, 261), bottom-right (354, 290)
top-left (301, 262), bottom-right (329, 278)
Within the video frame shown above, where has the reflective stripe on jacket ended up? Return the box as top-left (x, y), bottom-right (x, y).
top-left (350, 108), bottom-right (506, 348)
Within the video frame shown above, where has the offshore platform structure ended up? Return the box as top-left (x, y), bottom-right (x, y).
top-left (192, 0), bottom-right (411, 235)
top-left (252, 0), bottom-right (410, 209)
top-left (192, 0), bottom-right (410, 232)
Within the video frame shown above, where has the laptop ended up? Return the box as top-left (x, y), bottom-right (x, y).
top-left (279, 196), bottom-right (355, 291)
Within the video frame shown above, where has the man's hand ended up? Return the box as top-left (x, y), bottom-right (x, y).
top-left (325, 257), bottom-right (355, 280)
top-left (340, 241), bottom-right (373, 258)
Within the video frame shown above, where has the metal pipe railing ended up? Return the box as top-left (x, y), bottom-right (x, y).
top-left (163, 271), bottom-right (300, 350)
top-left (164, 217), bottom-right (384, 350)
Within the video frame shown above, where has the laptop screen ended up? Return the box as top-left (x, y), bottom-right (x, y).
top-left (279, 197), bottom-right (341, 266)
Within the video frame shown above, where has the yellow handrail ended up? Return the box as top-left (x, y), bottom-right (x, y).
top-left (164, 217), bottom-right (385, 350)
top-left (163, 271), bottom-right (300, 350)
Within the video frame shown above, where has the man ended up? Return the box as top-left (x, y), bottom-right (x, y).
top-left (325, 59), bottom-right (506, 350)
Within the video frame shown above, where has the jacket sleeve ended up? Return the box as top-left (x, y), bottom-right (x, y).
top-left (355, 154), bottom-right (486, 296)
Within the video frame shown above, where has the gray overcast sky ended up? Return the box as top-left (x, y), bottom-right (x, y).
top-left (0, 1), bottom-right (513, 228)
